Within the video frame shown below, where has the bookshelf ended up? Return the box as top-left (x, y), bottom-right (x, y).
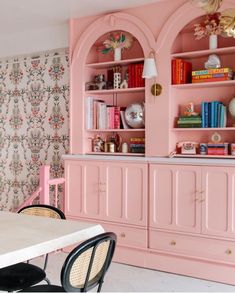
top-left (170, 21), bottom-right (235, 157)
top-left (71, 31), bottom-right (146, 156)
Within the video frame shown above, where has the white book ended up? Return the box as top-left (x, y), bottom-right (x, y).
top-left (86, 96), bottom-right (94, 129)
top-left (120, 110), bottom-right (130, 129)
top-left (97, 102), bottom-right (107, 129)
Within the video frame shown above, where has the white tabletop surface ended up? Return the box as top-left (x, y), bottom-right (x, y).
top-left (0, 211), bottom-right (104, 268)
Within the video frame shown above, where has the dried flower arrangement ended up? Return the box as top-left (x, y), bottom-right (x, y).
top-left (101, 32), bottom-right (133, 54)
top-left (194, 13), bottom-right (221, 39)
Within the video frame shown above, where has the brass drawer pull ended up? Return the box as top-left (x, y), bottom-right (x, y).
top-left (226, 249), bottom-right (232, 255)
top-left (170, 240), bottom-right (176, 246)
top-left (120, 233), bottom-right (126, 238)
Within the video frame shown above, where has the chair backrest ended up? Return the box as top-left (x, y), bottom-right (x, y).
top-left (17, 204), bottom-right (66, 220)
top-left (61, 232), bottom-right (116, 292)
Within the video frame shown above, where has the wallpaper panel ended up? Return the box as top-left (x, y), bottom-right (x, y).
top-left (0, 49), bottom-right (69, 210)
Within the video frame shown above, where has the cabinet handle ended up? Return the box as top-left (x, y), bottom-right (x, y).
top-left (120, 233), bottom-right (126, 238)
top-left (226, 249), bottom-right (232, 255)
top-left (170, 240), bottom-right (176, 246)
top-left (199, 198), bottom-right (205, 203)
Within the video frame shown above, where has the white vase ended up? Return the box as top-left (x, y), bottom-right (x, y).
top-left (114, 47), bottom-right (121, 61)
top-left (209, 34), bottom-right (218, 50)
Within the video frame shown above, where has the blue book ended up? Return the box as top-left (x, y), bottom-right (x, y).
top-left (201, 102), bottom-right (205, 128)
top-left (207, 102), bottom-right (211, 128)
top-left (217, 103), bottom-right (222, 127)
top-left (204, 102), bottom-right (209, 128)
top-left (210, 101), bottom-right (215, 128)
top-left (214, 101), bottom-right (220, 127)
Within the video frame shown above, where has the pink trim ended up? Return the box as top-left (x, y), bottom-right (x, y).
top-left (15, 165), bottom-right (65, 211)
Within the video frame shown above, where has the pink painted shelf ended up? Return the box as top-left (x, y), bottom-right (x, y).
top-left (173, 154), bottom-right (235, 159)
top-left (172, 127), bottom-right (235, 131)
top-left (85, 87), bottom-right (145, 94)
top-left (172, 80), bottom-right (235, 89)
top-left (171, 46), bottom-right (235, 58)
top-left (86, 152), bottom-right (145, 157)
top-left (86, 129), bottom-right (145, 132)
top-left (85, 58), bottom-right (144, 69)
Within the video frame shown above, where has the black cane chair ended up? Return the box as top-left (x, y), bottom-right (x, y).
top-left (19, 232), bottom-right (117, 293)
top-left (0, 204), bottom-right (66, 292)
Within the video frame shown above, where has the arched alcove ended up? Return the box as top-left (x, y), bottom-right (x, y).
top-left (69, 12), bottom-right (156, 154)
top-left (149, 0), bottom-right (235, 157)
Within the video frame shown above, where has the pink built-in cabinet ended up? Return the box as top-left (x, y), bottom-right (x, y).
top-left (65, 0), bottom-right (235, 286)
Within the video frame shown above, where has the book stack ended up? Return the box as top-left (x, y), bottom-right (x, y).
top-left (177, 116), bottom-right (202, 128)
top-left (86, 97), bottom-right (121, 129)
top-left (128, 63), bottom-right (145, 88)
top-left (172, 59), bottom-right (192, 84)
top-left (207, 142), bottom-right (229, 155)
top-left (201, 101), bottom-right (227, 128)
top-left (129, 137), bottom-right (145, 153)
top-left (192, 68), bottom-right (233, 83)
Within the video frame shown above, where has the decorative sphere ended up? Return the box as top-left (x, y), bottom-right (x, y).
top-left (125, 103), bottom-right (145, 128)
top-left (229, 97), bottom-right (235, 117)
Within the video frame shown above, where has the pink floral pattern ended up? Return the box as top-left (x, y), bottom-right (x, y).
top-left (0, 49), bottom-right (69, 210)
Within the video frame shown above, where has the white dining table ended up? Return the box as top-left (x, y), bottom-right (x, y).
top-left (0, 211), bottom-right (104, 268)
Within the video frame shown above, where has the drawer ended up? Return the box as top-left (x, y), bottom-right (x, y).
top-left (102, 223), bottom-right (147, 249)
top-left (150, 230), bottom-right (235, 263)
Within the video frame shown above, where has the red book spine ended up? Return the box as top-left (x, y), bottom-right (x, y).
top-left (128, 65), bottom-right (132, 88)
top-left (172, 59), bottom-right (176, 84)
top-left (114, 106), bottom-right (120, 129)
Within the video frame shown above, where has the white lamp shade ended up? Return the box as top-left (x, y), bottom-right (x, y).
top-left (142, 58), bottom-right (158, 78)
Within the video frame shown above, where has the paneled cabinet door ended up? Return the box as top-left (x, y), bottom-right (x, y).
top-left (64, 160), bottom-right (103, 219)
top-left (201, 166), bottom-right (235, 238)
top-left (149, 164), bottom-right (201, 233)
top-left (103, 162), bottom-right (148, 226)
top-left (65, 160), bottom-right (148, 226)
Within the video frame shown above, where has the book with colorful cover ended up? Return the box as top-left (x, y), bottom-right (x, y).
top-left (192, 67), bottom-right (233, 76)
top-left (192, 76), bottom-right (232, 83)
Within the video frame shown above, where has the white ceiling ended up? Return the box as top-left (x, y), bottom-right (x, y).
top-left (0, 0), bottom-right (161, 58)
top-left (0, 0), bottom-right (160, 35)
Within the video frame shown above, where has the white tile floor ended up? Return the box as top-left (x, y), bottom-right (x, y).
top-left (32, 252), bottom-right (235, 292)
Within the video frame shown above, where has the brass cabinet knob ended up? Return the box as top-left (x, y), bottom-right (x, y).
top-left (170, 240), bottom-right (176, 246)
top-left (120, 233), bottom-right (126, 238)
top-left (226, 249), bottom-right (232, 255)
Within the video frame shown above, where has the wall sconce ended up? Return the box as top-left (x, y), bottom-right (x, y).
top-left (142, 50), bottom-right (162, 96)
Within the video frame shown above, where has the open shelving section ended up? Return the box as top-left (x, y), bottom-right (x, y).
top-left (170, 21), bottom-right (235, 157)
top-left (83, 32), bottom-right (145, 156)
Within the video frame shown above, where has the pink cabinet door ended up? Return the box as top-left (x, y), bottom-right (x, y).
top-left (64, 160), bottom-right (83, 217)
top-left (201, 166), bottom-right (235, 238)
top-left (150, 164), bottom-right (201, 233)
top-left (103, 162), bottom-right (147, 226)
top-left (64, 160), bottom-right (102, 219)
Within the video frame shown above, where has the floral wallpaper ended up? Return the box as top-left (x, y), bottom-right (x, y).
top-left (0, 49), bottom-right (69, 211)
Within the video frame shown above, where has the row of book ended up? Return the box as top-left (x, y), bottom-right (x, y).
top-left (192, 67), bottom-right (233, 83)
top-left (177, 116), bottom-right (202, 128)
top-left (172, 61), bottom-right (234, 84)
top-left (86, 97), bottom-right (130, 130)
top-left (129, 137), bottom-right (145, 153)
top-left (128, 63), bottom-right (145, 88)
top-left (201, 101), bottom-right (227, 128)
top-left (207, 143), bottom-right (229, 155)
top-left (172, 59), bottom-right (192, 84)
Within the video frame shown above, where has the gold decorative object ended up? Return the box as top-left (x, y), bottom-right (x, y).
top-left (151, 83), bottom-right (162, 96)
top-left (220, 9), bottom-right (235, 37)
top-left (190, 0), bottom-right (223, 13)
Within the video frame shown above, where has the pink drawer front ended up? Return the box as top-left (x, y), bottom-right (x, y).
top-left (102, 223), bottom-right (147, 249)
top-left (150, 230), bottom-right (235, 263)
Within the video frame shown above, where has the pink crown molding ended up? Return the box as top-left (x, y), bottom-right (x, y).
top-left (70, 12), bottom-right (156, 67)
